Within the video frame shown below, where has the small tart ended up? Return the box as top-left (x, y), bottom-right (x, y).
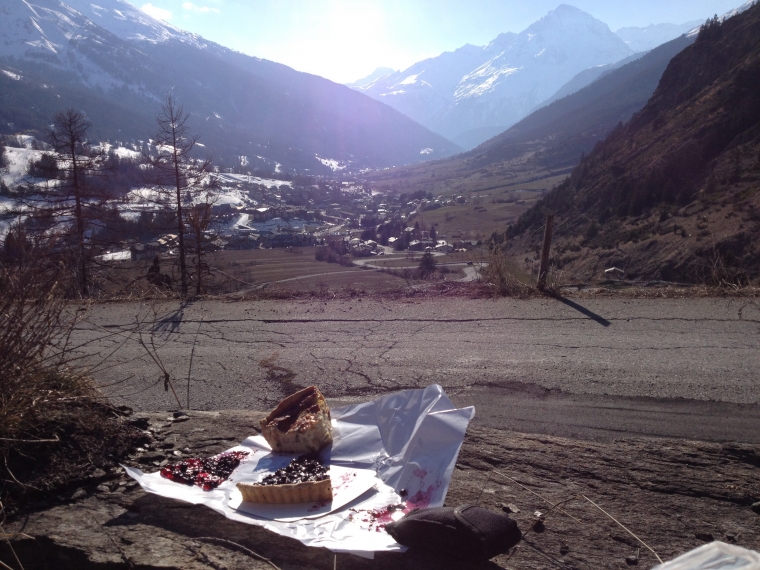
top-left (237, 478), bottom-right (332, 504)
top-left (260, 386), bottom-right (333, 454)
top-left (237, 455), bottom-right (333, 504)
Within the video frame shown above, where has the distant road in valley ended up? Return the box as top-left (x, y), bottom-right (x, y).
top-left (71, 296), bottom-right (760, 443)
top-left (239, 251), bottom-right (485, 290)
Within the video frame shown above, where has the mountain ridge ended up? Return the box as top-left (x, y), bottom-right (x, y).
top-left (357, 4), bottom-right (634, 149)
top-left (470, 33), bottom-right (696, 170)
top-left (345, 67), bottom-right (396, 90)
top-left (615, 21), bottom-right (703, 52)
top-left (0, 0), bottom-right (460, 173)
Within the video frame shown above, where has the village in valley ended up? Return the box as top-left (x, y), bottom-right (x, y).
top-left (1, 131), bottom-right (501, 297)
top-left (128, 172), bottom-right (470, 262)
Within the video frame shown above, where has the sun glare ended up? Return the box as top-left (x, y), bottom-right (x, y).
top-left (280, 1), bottom-right (392, 83)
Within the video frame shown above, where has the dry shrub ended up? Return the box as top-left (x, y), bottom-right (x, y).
top-left (481, 248), bottom-right (534, 297)
top-left (707, 248), bottom-right (750, 289)
top-left (543, 269), bottom-right (569, 296)
top-left (0, 259), bottom-right (135, 512)
top-left (0, 261), bottom-right (76, 434)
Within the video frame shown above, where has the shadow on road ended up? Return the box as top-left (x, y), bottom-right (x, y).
top-left (549, 294), bottom-right (611, 327)
top-left (153, 302), bottom-right (191, 334)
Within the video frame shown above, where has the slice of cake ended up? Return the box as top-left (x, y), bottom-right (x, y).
top-left (260, 386), bottom-right (333, 454)
top-left (237, 455), bottom-right (333, 504)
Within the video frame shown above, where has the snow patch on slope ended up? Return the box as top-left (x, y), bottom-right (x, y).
top-left (455, 56), bottom-right (521, 100)
top-left (399, 74), bottom-right (421, 86)
top-left (1, 70), bottom-right (22, 80)
top-left (1, 147), bottom-right (43, 187)
top-left (316, 156), bottom-right (346, 171)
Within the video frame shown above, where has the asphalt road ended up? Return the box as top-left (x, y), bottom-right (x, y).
top-left (70, 296), bottom-right (760, 443)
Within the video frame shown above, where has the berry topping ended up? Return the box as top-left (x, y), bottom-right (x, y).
top-left (259, 454), bottom-right (329, 486)
top-left (160, 450), bottom-right (249, 490)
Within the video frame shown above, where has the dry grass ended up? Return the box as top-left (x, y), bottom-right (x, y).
top-left (94, 248), bottom-right (760, 304)
top-left (95, 248), bottom-right (404, 299)
top-left (0, 259), bottom-right (136, 513)
top-left (481, 248), bottom-right (536, 297)
top-left (0, 261), bottom-right (84, 439)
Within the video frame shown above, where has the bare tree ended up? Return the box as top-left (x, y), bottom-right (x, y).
top-left (1, 222), bottom-right (32, 264)
top-left (186, 200), bottom-right (214, 295)
top-left (51, 110), bottom-right (94, 296)
top-left (145, 95), bottom-right (214, 298)
top-left (16, 109), bottom-right (108, 297)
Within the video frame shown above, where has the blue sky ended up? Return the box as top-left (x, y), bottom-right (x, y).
top-left (132, 0), bottom-right (746, 83)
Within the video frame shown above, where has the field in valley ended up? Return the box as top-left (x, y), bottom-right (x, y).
top-left (101, 247), bottom-right (481, 297)
top-left (367, 149), bottom-right (571, 239)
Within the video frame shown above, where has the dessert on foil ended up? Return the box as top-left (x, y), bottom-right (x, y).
top-left (158, 387), bottom-right (335, 505)
top-left (237, 387), bottom-right (334, 504)
top-left (259, 386), bottom-right (333, 454)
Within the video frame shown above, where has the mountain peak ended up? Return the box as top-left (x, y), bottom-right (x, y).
top-left (527, 4), bottom-right (615, 34)
top-left (358, 3), bottom-right (634, 147)
top-left (553, 4), bottom-right (591, 15)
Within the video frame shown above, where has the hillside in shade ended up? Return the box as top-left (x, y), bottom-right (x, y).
top-left (505, 3), bottom-right (760, 284)
top-left (469, 33), bottom-right (696, 172)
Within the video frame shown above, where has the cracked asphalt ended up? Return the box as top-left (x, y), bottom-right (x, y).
top-left (70, 296), bottom-right (760, 443)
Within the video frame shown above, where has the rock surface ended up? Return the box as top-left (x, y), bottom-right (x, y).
top-left (3, 410), bottom-right (759, 569)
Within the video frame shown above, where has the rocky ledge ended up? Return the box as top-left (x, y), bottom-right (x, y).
top-left (3, 410), bottom-right (759, 569)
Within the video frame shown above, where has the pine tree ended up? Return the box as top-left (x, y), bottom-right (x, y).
top-left (418, 252), bottom-right (437, 279)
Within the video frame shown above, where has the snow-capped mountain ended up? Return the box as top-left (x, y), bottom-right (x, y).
top-left (0, 0), bottom-right (459, 172)
top-left (357, 5), bottom-right (634, 149)
top-left (615, 21), bottom-right (703, 53)
top-left (0, 0), bottom-right (130, 90)
top-left (61, 0), bottom-right (197, 43)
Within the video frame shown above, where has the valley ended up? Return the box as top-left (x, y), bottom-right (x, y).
top-left (2, 1), bottom-right (760, 568)
top-left (5, 0), bottom-right (752, 292)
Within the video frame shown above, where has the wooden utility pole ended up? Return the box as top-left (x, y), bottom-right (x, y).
top-left (537, 214), bottom-right (555, 291)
